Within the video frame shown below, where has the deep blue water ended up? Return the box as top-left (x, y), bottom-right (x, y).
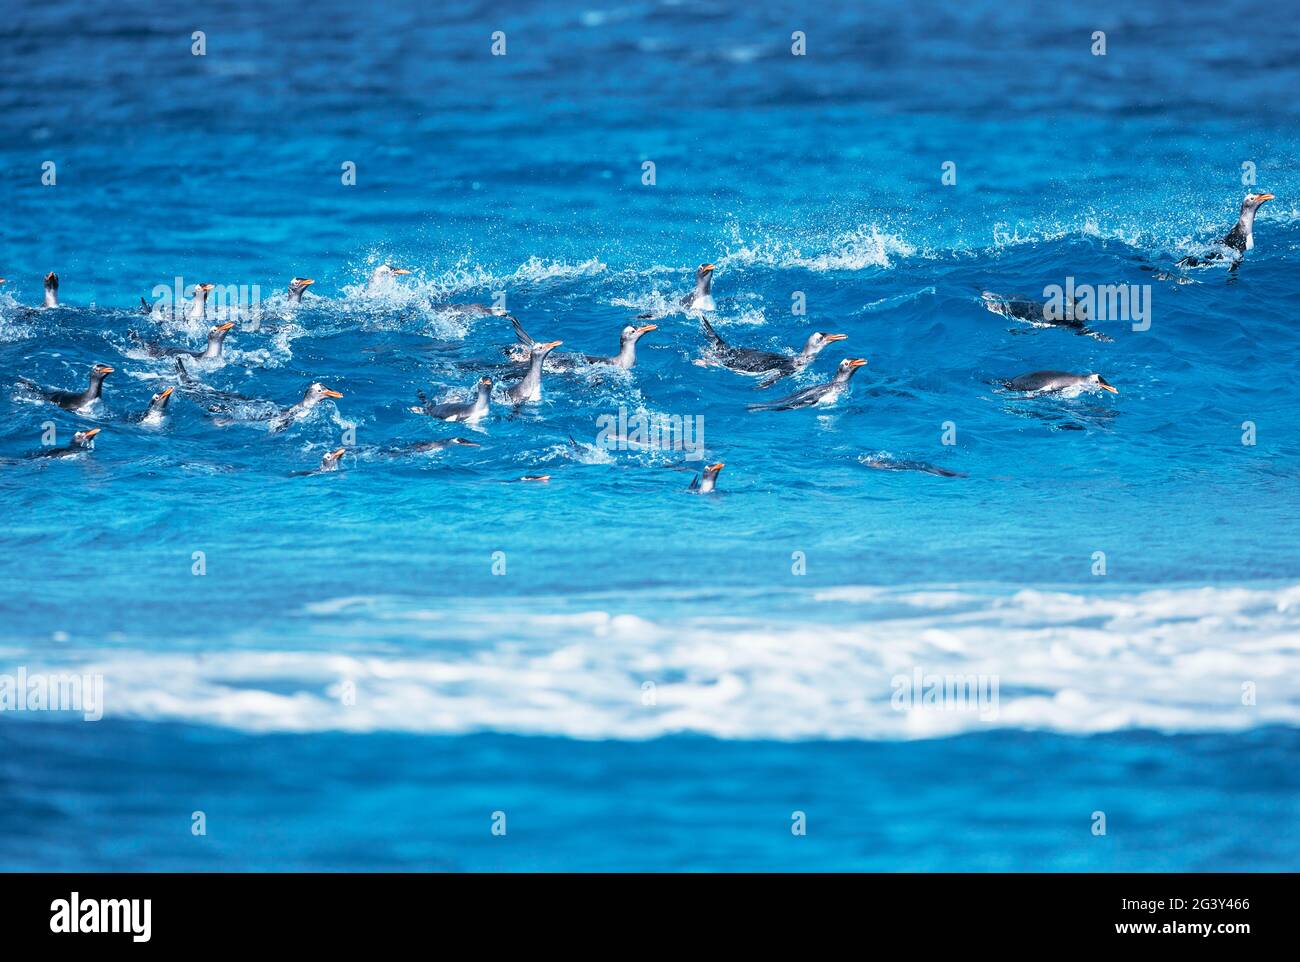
top-left (1, 0), bottom-right (1298, 870)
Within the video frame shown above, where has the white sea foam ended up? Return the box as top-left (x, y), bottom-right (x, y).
top-left (9, 583), bottom-right (1299, 741)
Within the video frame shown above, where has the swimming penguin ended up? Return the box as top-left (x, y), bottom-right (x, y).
top-left (267, 382), bottom-right (344, 433)
top-left (1004, 371), bottom-right (1118, 395)
top-left (979, 291), bottom-right (1111, 342)
top-left (1178, 193), bottom-right (1274, 269)
top-left (688, 461), bottom-right (725, 493)
top-left (862, 455), bottom-right (966, 478)
top-left (287, 278), bottom-right (315, 304)
top-left (186, 283), bottom-right (216, 321)
top-left (318, 447), bottom-right (346, 471)
top-left (417, 376), bottom-right (493, 423)
top-left (43, 272), bottom-right (59, 308)
top-left (510, 316), bottom-right (656, 370)
top-left (747, 358), bottom-right (868, 411)
top-left (682, 263), bottom-right (716, 311)
top-left (19, 363), bottom-right (113, 412)
top-left (367, 264), bottom-right (412, 293)
top-left (134, 386), bottom-right (175, 426)
top-left (27, 427), bottom-right (100, 459)
top-left (699, 317), bottom-right (847, 387)
top-left (506, 339), bottom-right (563, 403)
top-left (387, 436), bottom-right (480, 456)
top-left (134, 321), bottom-right (234, 360)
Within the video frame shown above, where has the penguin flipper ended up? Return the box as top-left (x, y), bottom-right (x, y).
top-left (699, 315), bottom-right (726, 349)
top-left (510, 315), bottom-right (535, 347)
top-left (753, 372), bottom-right (784, 390)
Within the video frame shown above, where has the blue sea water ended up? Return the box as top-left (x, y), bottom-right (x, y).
top-left (1, 0), bottom-right (1298, 870)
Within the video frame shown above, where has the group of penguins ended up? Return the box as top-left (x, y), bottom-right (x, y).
top-left (4, 192), bottom-right (1275, 489)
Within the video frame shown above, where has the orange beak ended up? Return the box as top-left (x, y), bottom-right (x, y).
top-left (524, 475), bottom-right (550, 482)
top-left (707, 462), bottom-right (725, 472)
top-left (199, 284), bottom-right (215, 292)
top-left (701, 264), bottom-right (715, 273)
top-left (216, 322), bottom-right (234, 331)
top-left (391, 269), bottom-right (412, 275)
top-left (329, 447), bottom-right (346, 459)
top-left (1256, 193), bottom-right (1275, 203)
top-left (542, 340), bottom-right (564, 349)
top-left (824, 333), bottom-right (847, 342)
top-left (636, 324), bottom-right (658, 334)
top-left (82, 428), bottom-right (101, 439)
top-left (158, 387), bottom-right (174, 400)
top-left (847, 358), bottom-right (868, 368)
top-left (98, 365), bottom-right (115, 374)
top-left (299, 278), bottom-right (315, 286)
top-left (1100, 383), bottom-right (1119, 394)
top-left (322, 389), bottom-right (344, 399)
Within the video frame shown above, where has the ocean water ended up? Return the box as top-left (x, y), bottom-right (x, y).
top-left (1, 0), bottom-right (1298, 870)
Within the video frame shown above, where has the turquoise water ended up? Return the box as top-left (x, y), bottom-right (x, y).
top-left (1, 0), bottom-right (1298, 869)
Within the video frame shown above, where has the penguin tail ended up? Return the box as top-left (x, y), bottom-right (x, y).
top-left (510, 315), bottom-right (535, 347)
top-left (699, 315), bottom-right (726, 348)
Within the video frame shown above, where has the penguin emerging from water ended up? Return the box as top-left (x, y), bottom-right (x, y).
top-left (134, 321), bottom-right (234, 360)
top-left (267, 382), bottom-right (344, 433)
top-left (748, 358), bottom-right (867, 411)
top-left (510, 316), bottom-right (656, 370)
top-left (287, 278), bottom-right (315, 305)
top-left (506, 339), bottom-right (563, 404)
top-left (979, 291), bottom-right (1111, 342)
top-left (134, 386), bottom-right (174, 426)
top-left (688, 461), bottom-right (725, 493)
top-left (186, 283), bottom-right (216, 321)
top-left (318, 447), bottom-right (346, 471)
top-left (19, 363), bottom-right (113, 412)
top-left (698, 317), bottom-right (847, 387)
top-left (367, 264), bottom-right (412, 293)
top-left (1004, 370), bottom-right (1118, 395)
top-left (43, 272), bottom-right (59, 308)
top-left (27, 428), bottom-right (100, 460)
top-left (682, 263), bottom-right (716, 312)
top-left (1177, 193), bottom-right (1274, 270)
top-left (386, 436), bottom-right (480, 456)
top-left (417, 376), bottom-right (493, 423)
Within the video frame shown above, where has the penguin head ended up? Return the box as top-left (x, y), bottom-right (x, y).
top-left (449, 437), bottom-right (480, 446)
top-left (90, 363), bottom-right (114, 380)
top-left (149, 386), bottom-right (174, 411)
top-left (209, 321), bottom-right (235, 341)
top-left (622, 323), bottom-right (658, 344)
top-left (44, 272), bottom-right (59, 291)
top-left (804, 331), bottom-right (847, 355)
top-left (702, 461), bottom-right (725, 481)
top-left (533, 339), bottom-right (563, 357)
top-left (477, 376), bottom-right (494, 392)
top-left (1243, 192), bottom-right (1274, 211)
top-left (837, 357), bottom-right (868, 377)
top-left (371, 264), bottom-right (412, 282)
top-left (195, 283), bottom-right (215, 298)
top-left (695, 263), bottom-right (716, 291)
top-left (304, 382), bottom-right (344, 403)
top-left (319, 447), bottom-right (346, 470)
top-left (1089, 374), bottom-right (1119, 394)
top-left (288, 277), bottom-right (315, 295)
top-left (71, 428), bottom-right (101, 448)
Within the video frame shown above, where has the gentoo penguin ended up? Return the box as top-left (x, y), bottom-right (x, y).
top-left (1178, 193), bottom-right (1274, 269)
top-left (186, 283), bottom-right (216, 321)
top-left (19, 363), bottom-right (113, 412)
top-left (135, 386), bottom-right (175, 426)
top-left (688, 461), bottom-right (725, 493)
top-left (699, 317), bottom-right (846, 387)
top-left (366, 264), bottom-right (412, 293)
top-left (27, 427), bottom-right (100, 459)
top-left (417, 377), bottom-right (493, 423)
top-left (748, 358), bottom-right (867, 411)
top-left (862, 455), bottom-right (966, 478)
top-left (318, 447), bottom-right (346, 471)
top-left (682, 263), bottom-right (716, 311)
top-left (387, 436), bottom-right (480, 456)
top-left (506, 339), bottom-right (563, 403)
top-left (510, 316), bottom-right (656, 370)
top-left (267, 382), bottom-right (344, 433)
top-left (1004, 371), bottom-right (1118, 395)
top-left (287, 278), bottom-right (315, 304)
top-left (135, 321), bottom-right (234, 359)
top-left (979, 291), bottom-right (1111, 342)
top-left (43, 272), bottom-right (59, 308)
